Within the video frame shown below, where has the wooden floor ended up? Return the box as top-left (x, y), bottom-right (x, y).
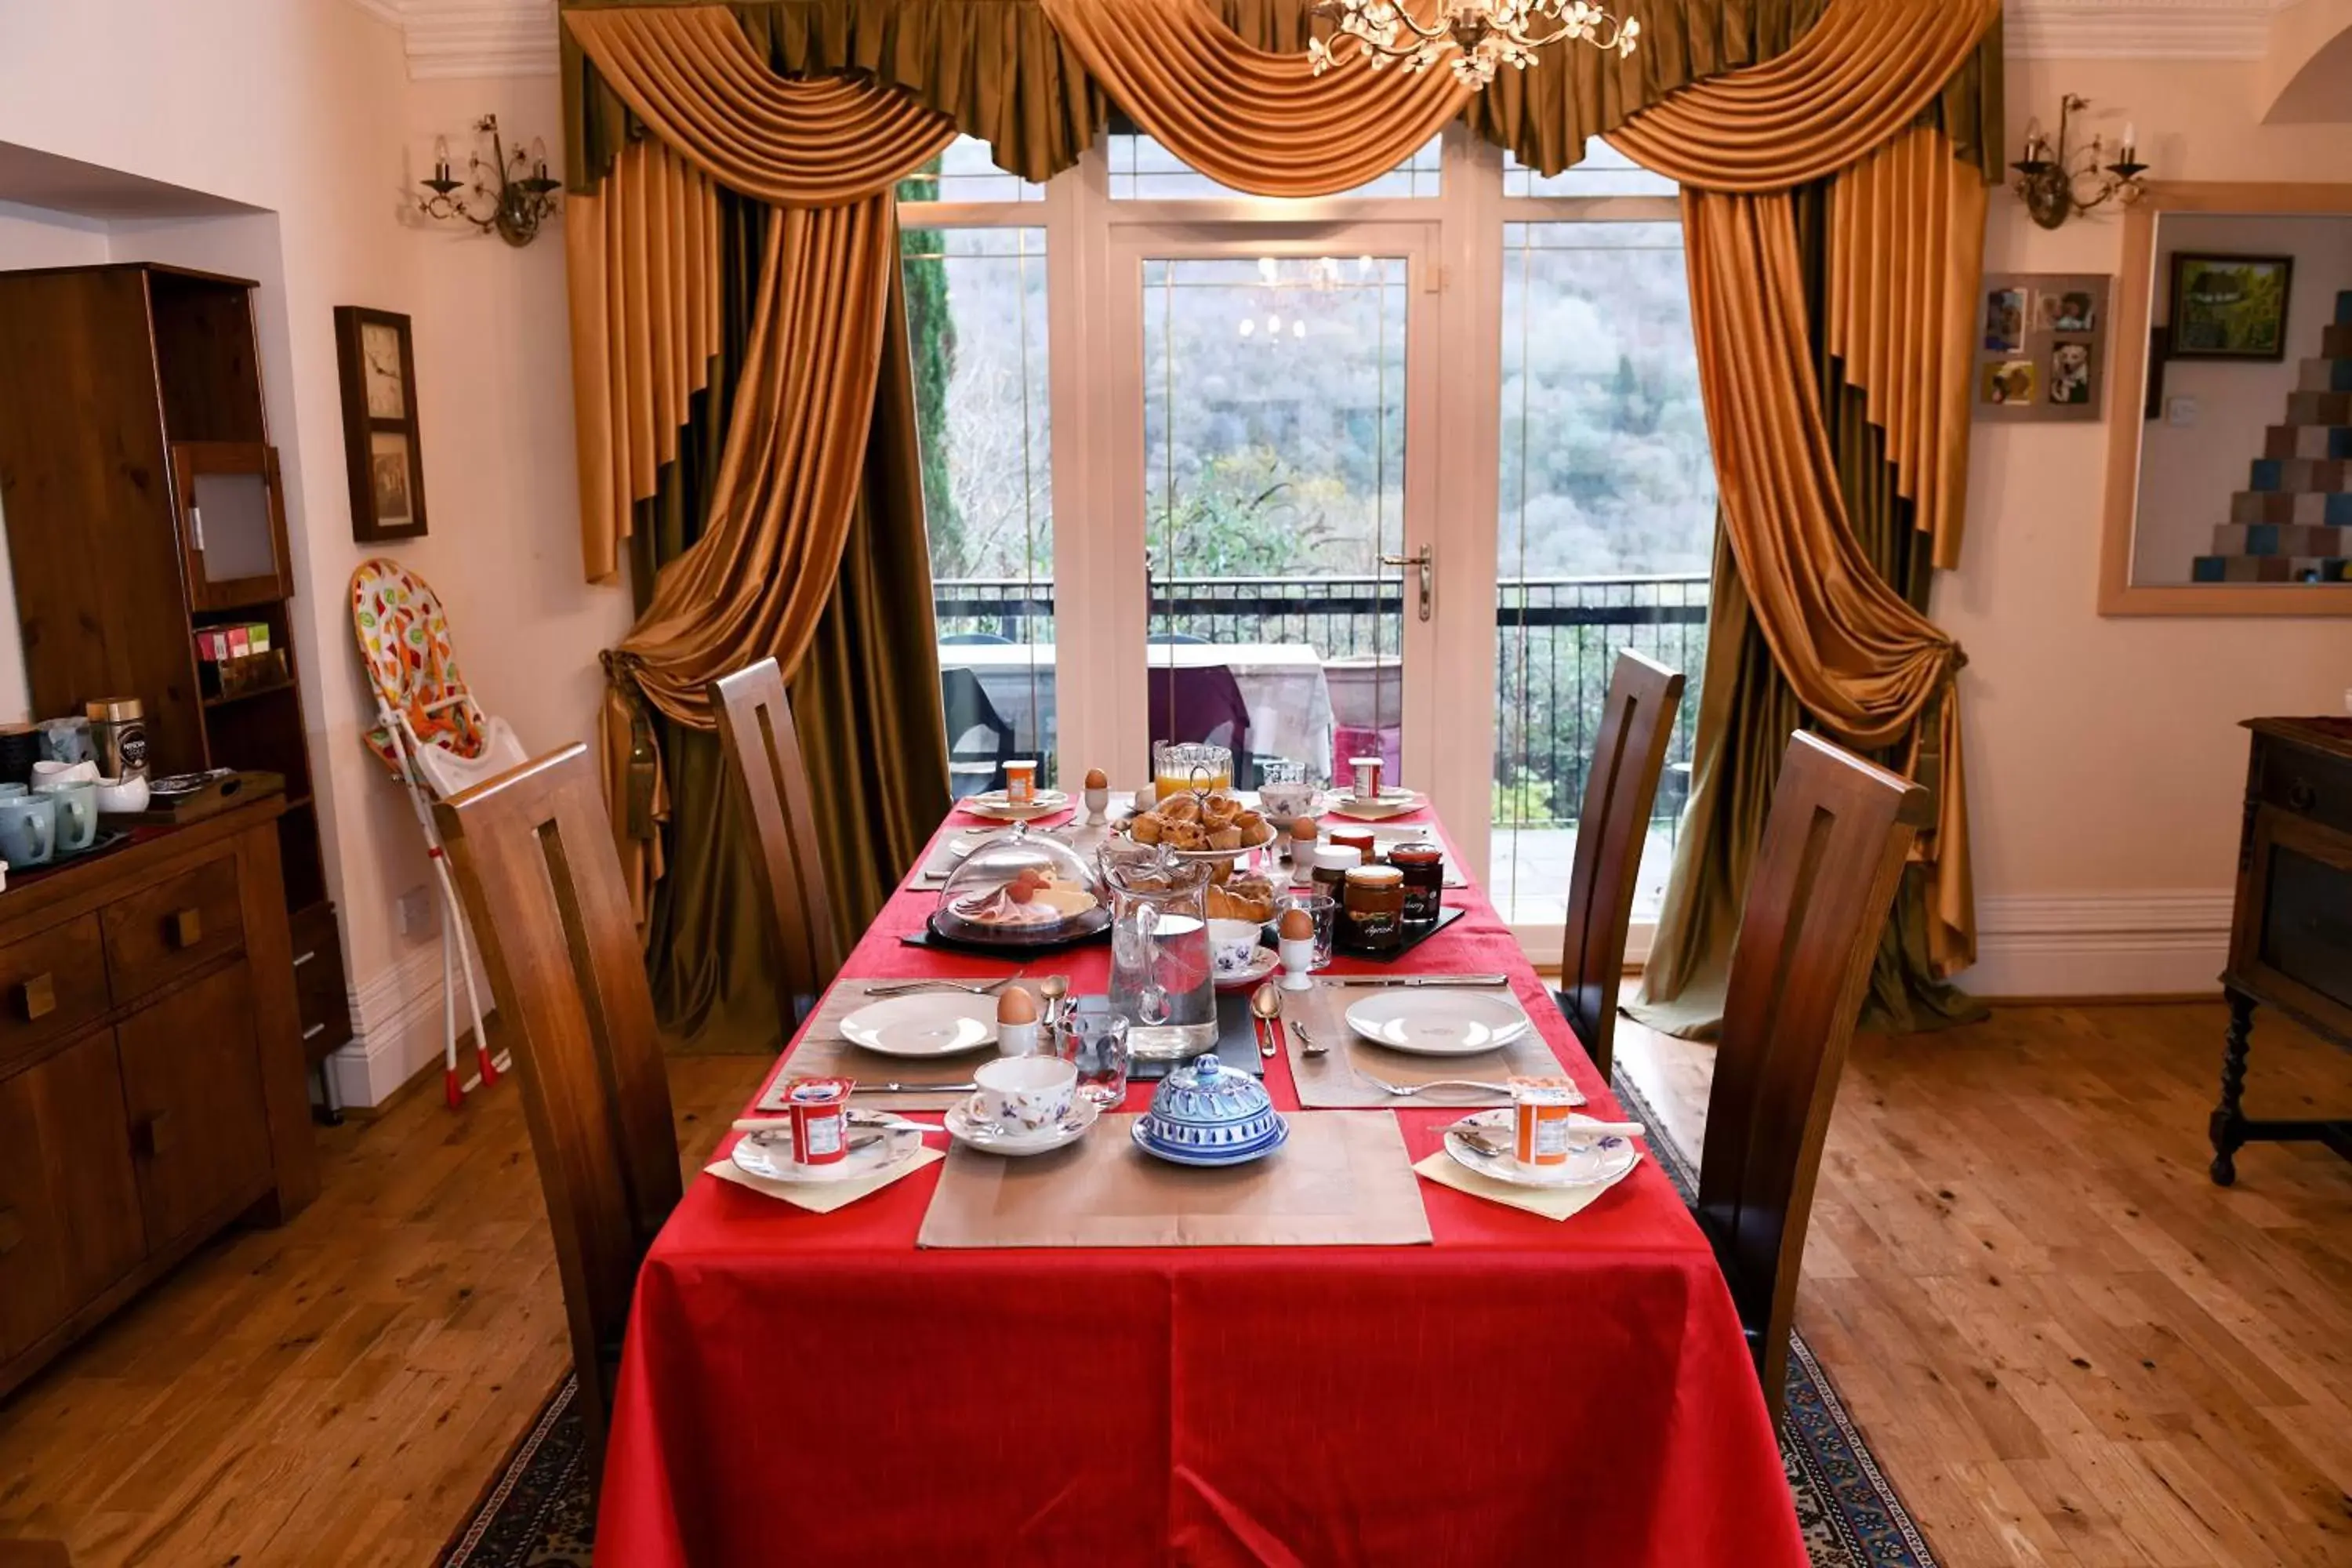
top-left (0, 1054), bottom-right (771, 1568)
top-left (1621, 1003), bottom-right (2352, 1568)
top-left (0, 1004), bottom-right (2343, 1566)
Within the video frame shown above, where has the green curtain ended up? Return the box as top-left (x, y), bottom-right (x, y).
top-left (1628, 171), bottom-right (1990, 1040)
top-left (630, 187), bottom-right (949, 1051)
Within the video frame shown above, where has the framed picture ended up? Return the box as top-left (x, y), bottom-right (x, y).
top-left (2168, 252), bottom-right (2293, 361)
top-left (1976, 273), bottom-right (2110, 423)
top-left (334, 306), bottom-right (428, 541)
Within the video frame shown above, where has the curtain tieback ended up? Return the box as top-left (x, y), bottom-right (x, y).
top-left (603, 649), bottom-right (662, 843)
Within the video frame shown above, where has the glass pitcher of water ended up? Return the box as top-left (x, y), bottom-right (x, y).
top-left (1098, 839), bottom-right (1217, 1060)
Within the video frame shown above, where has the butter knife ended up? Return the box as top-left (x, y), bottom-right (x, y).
top-left (1326, 974), bottom-right (1511, 988)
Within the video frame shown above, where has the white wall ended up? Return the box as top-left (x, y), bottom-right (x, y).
top-left (0, 2), bottom-right (629, 1102)
top-left (1947, 53), bottom-right (2352, 997)
top-left (2132, 212), bottom-right (2352, 585)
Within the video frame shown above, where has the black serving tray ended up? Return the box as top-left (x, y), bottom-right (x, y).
top-left (1076, 990), bottom-right (1269, 1082)
top-left (902, 908), bottom-right (1112, 957)
top-left (6, 827), bottom-right (134, 887)
top-left (1332, 902), bottom-right (1465, 963)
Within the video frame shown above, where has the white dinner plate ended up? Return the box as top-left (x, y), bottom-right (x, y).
top-left (1343, 989), bottom-right (1530, 1056)
top-left (1327, 789), bottom-right (1424, 822)
top-left (840, 993), bottom-right (1000, 1058)
top-left (731, 1120), bottom-right (926, 1185)
top-left (961, 789), bottom-right (1070, 822)
top-left (944, 1093), bottom-right (1101, 1156)
top-left (1440, 1109), bottom-right (1640, 1189)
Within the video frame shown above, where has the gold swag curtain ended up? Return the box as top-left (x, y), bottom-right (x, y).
top-left (1620, 0), bottom-right (1994, 992)
top-left (567, 5), bottom-right (958, 924)
top-left (1036, 0), bottom-right (1468, 196)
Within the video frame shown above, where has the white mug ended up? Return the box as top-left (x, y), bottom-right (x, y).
top-left (972, 1054), bottom-right (1077, 1134)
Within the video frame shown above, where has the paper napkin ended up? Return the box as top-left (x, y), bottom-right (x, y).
top-left (1412, 1149), bottom-right (1642, 1222)
top-left (703, 1145), bottom-right (944, 1215)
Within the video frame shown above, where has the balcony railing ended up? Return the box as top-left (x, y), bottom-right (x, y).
top-left (934, 572), bottom-right (1708, 829)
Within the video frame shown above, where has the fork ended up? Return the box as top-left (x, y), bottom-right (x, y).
top-left (860, 975), bottom-right (1017, 1000)
top-left (1355, 1072), bottom-right (1517, 1098)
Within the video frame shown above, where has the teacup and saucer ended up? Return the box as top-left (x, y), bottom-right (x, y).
top-left (945, 1054), bottom-right (1098, 1156)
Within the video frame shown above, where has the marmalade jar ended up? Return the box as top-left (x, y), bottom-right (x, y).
top-left (1341, 864), bottom-right (1405, 954)
top-left (1388, 841), bottom-right (1443, 927)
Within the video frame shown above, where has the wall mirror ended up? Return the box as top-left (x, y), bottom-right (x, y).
top-left (2100, 183), bottom-right (2352, 616)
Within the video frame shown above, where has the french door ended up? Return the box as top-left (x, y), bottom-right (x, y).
top-left (1083, 221), bottom-right (1454, 798)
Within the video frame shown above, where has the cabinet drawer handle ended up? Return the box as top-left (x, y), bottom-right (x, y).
top-left (172, 907), bottom-right (204, 949)
top-left (20, 971), bottom-right (55, 1021)
top-left (2287, 778), bottom-right (2318, 812)
top-left (0, 1204), bottom-right (21, 1257)
top-left (301, 1022), bottom-right (327, 1041)
top-left (292, 949), bottom-right (318, 968)
top-left (131, 1111), bottom-right (174, 1159)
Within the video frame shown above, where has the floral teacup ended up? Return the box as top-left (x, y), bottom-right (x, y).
top-left (971, 1054), bottom-right (1077, 1134)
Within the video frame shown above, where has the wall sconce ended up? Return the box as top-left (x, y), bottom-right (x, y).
top-left (2010, 95), bottom-right (2149, 230)
top-left (414, 114), bottom-right (561, 247)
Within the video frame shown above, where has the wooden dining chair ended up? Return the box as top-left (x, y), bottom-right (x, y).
top-left (711, 658), bottom-right (843, 1033)
top-left (1555, 650), bottom-right (1685, 1081)
top-left (1697, 730), bottom-right (1927, 1425)
top-left (434, 743), bottom-right (681, 1452)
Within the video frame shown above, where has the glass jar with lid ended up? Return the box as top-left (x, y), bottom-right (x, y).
top-left (1341, 864), bottom-right (1406, 954)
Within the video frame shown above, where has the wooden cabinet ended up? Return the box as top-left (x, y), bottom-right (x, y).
top-left (0, 797), bottom-right (315, 1399)
top-left (0, 1030), bottom-right (145, 1363)
top-left (0, 262), bottom-right (351, 1069)
top-left (117, 963), bottom-right (274, 1250)
top-left (2210, 717), bottom-right (2352, 1185)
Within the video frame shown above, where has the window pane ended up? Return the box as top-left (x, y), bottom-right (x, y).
top-left (1141, 254), bottom-right (1410, 787)
top-left (896, 136), bottom-right (1044, 204)
top-left (904, 226), bottom-right (1057, 792)
top-left (1109, 134), bottom-right (1441, 200)
top-left (1503, 136), bottom-right (1675, 199)
top-left (1491, 220), bottom-right (1713, 927)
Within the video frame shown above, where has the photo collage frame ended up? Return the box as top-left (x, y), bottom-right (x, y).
top-left (1974, 272), bottom-right (2111, 424)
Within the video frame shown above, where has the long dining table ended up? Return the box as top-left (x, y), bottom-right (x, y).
top-left (591, 797), bottom-right (1806, 1567)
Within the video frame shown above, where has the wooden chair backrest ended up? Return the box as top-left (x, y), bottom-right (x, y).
top-left (710, 658), bottom-right (842, 1027)
top-left (434, 743), bottom-right (681, 1444)
top-left (1558, 649), bottom-right (1685, 1080)
top-left (1699, 729), bottom-right (1926, 1421)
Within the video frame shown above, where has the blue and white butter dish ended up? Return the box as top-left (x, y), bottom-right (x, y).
top-left (1131, 1053), bottom-right (1290, 1167)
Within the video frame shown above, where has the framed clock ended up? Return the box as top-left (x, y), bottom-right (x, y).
top-left (333, 306), bottom-right (429, 542)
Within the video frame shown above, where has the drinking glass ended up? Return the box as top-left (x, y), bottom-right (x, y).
top-left (1057, 1011), bottom-right (1132, 1109)
top-left (1275, 890), bottom-right (1336, 970)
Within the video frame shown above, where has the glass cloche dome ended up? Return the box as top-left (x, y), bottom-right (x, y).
top-left (930, 822), bottom-right (1108, 948)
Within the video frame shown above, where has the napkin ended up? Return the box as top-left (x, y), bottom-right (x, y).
top-left (704, 1145), bottom-right (943, 1214)
top-left (1412, 1148), bottom-right (1641, 1221)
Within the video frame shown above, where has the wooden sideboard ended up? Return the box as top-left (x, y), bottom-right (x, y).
top-left (2210, 717), bottom-right (2352, 1185)
top-left (0, 795), bottom-right (316, 1400)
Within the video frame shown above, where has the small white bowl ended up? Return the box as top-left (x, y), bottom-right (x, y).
top-left (95, 775), bottom-right (150, 815)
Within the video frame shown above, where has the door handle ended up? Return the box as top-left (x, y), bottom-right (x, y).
top-left (191, 503), bottom-right (206, 553)
top-left (1379, 545), bottom-right (1434, 622)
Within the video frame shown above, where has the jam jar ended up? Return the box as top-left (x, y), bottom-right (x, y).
top-left (1341, 864), bottom-right (1406, 954)
top-left (1388, 841), bottom-right (1443, 927)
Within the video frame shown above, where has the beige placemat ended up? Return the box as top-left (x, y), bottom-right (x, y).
top-left (1281, 980), bottom-right (1577, 1109)
top-left (758, 980), bottom-right (1039, 1112)
top-left (706, 1145), bottom-right (945, 1214)
top-left (916, 1111), bottom-right (1432, 1248)
top-left (1413, 1148), bottom-right (1641, 1221)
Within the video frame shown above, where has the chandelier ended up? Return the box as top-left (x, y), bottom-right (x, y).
top-left (1308, 0), bottom-right (1639, 87)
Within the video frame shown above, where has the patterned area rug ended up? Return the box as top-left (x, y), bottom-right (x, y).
top-left (440, 1085), bottom-right (1934, 1568)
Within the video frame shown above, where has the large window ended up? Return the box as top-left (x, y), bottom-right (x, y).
top-left (900, 131), bottom-right (1713, 942)
top-left (902, 151), bottom-right (1054, 792)
top-left (1490, 219), bottom-right (1711, 927)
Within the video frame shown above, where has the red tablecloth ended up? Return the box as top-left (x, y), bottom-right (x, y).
top-left (594, 805), bottom-right (1805, 1567)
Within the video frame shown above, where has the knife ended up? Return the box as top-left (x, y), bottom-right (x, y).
top-left (1327, 974), bottom-right (1511, 988)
